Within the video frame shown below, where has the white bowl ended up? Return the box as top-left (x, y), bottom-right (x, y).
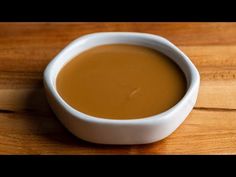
top-left (44, 32), bottom-right (200, 145)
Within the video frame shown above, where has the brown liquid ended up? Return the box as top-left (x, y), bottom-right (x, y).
top-left (56, 44), bottom-right (186, 120)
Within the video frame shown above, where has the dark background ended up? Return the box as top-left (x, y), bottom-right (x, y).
top-left (0, 0), bottom-right (235, 21)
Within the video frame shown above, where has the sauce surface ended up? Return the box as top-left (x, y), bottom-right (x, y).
top-left (56, 44), bottom-right (187, 120)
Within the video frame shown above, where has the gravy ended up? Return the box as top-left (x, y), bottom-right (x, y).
top-left (56, 44), bottom-right (187, 120)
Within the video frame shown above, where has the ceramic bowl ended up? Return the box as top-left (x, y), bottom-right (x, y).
top-left (44, 32), bottom-right (200, 145)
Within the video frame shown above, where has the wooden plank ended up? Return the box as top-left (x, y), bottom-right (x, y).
top-left (0, 109), bottom-right (235, 154)
top-left (0, 22), bottom-right (236, 72)
top-left (1, 23), bottom-right (236, 46)
top-left (1, 45), bottom-right (236, 110)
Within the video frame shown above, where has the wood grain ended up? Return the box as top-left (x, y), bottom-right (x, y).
top-left (0, 22), bottom-right (236, 154)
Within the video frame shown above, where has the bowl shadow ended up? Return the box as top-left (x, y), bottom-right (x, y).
top-left (21, 80), bottom-right (163, 154)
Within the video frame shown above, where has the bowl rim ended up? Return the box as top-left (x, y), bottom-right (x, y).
top-left (44, 32), bottom-right (200, 125)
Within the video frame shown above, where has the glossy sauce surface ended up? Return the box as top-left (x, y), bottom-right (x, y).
top-left (56, 44), bottom-right (187, 120)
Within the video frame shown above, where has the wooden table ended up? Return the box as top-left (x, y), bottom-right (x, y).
top-left (1, 22), bottom-right (236, 154)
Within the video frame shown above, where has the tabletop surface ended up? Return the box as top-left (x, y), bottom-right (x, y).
top-left (0, 22), bottom-right (235, 154)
